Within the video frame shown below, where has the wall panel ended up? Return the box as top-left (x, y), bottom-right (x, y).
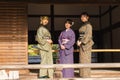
top-left (0, 2), bottom-right (28, 74)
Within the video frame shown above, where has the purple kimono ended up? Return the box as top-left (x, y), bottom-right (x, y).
top-left (58, 28), bottom-right (75, 78)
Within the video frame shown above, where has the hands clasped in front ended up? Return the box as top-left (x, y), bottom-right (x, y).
top-left (77, 40), bottom-right (81, 47)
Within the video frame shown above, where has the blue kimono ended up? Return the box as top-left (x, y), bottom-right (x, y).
top-left (58, 28), bottom-right (75, 78)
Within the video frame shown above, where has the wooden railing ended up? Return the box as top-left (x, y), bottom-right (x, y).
top-left (0, 63), bottom-right (120, 69)
top-left (0, 49), bottom-right (120, 79)
top-left (92, 49), bottom-right (120, 52)
top-left (0, 63), bottom-right (120, 80)
top-left (53, 49), bottom-right (120, 53)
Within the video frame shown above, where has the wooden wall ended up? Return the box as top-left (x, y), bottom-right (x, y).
top-left (101, 6), bottom-right (120, 62)
top-left (0, 2), bottom-right (28, 73)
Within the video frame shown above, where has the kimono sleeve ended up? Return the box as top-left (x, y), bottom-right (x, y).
top-left (58, 32), bottom-right (63, 46)
top-left (64, 31), bottom-right (75, 50)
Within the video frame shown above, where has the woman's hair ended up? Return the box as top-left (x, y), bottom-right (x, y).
top-left (65, 19), bottom-right (74, 26)
top-left (80, 12), bottom-right (89, 17)
top-left (40, 16), bottom-right (49, 24)
top-left (40, 16), bottom-right (48, 21)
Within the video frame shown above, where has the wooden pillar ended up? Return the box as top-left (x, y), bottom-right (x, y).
top-left (50, 4), bottom-right (55, 42)
top-left (109, 6), bottom-right (114, 62)
top-left (98, 6), bottom-right (104, 62)
top-left (53, 68), bottom-right (63, 78)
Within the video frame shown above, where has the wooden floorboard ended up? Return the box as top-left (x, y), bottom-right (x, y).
top-left (20, 78), bottom-right (120, 80)
top-left (20, 69), bottom-right (120, 80)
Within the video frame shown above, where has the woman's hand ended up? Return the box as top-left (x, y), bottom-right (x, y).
top-left (47, 39), bottom-right (53, 44)
top-left (60, 45), bottom-right (65, 50)
top-left (77, 40), bottom-right (81, 46)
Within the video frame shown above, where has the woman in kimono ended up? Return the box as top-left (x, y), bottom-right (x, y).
top-left (36, 16), bottom-right (53, 78)
top-left (77, 12), bottom-right (94, 77)
top-left (58, 19), bottom-right (75, 78)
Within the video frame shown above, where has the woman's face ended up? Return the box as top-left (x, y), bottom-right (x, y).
top-left (81, 15), bottom-right (89, 22)
top-left (41, 19), bottom-right (49, 25)
top-left (65, 22), bottom-right (71, 29)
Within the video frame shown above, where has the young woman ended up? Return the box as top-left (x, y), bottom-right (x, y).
top-left (36, 16), bottom-right (53, 78)
top-left (58, 19), bottom-right (75, 78)
top-left (77, 12), bottom-right (94, 77)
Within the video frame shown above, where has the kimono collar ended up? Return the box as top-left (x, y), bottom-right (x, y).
top-left (40, 24), bottom-right (47, 28)
top-left (82, 21), bottom-right (91, 26)
top-left (66, 28), bottom-right (71, 32)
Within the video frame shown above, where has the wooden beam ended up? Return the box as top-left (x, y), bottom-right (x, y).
top-left (52, 49), bottom-right (120, 53)
top-left (0, 63), bottom-right (120, 69)
top-left (100, 5), bottom-right (118, 17)
top-left (0, 0), bottom-right (120, 4)
top-left (92, 49), bottom-right (120, 52)
top-left (28, 15), bottom-right (99, 18)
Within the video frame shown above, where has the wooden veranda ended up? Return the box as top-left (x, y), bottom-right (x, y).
top-left (0, 1), bottom-right (120, 80)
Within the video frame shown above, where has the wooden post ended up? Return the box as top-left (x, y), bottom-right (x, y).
top-left (53, 68), bottom-right (63, 78)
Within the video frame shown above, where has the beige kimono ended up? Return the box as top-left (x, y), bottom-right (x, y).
top-left (78, 22), bottom-right (94, 78)
top-left (36, 26), bottom-right (53, 78)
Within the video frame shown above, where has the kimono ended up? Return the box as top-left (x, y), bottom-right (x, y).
top-left (58, 28), bottom-right (75, 78)
top-left (36, 25), bottom-right (53, 78)
top-left (77, 21), bottom-right (94, 77)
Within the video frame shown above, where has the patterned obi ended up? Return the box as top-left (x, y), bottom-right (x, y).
top-left (62, 39), bottom-right (70, 44)
top-left (79, 32), bottom-right (85, 40)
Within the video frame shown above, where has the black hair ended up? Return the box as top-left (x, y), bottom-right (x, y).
top-left (65, 19), bottom-right (74, 26)
top-left (80, 12), bottom-right (89, 17)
